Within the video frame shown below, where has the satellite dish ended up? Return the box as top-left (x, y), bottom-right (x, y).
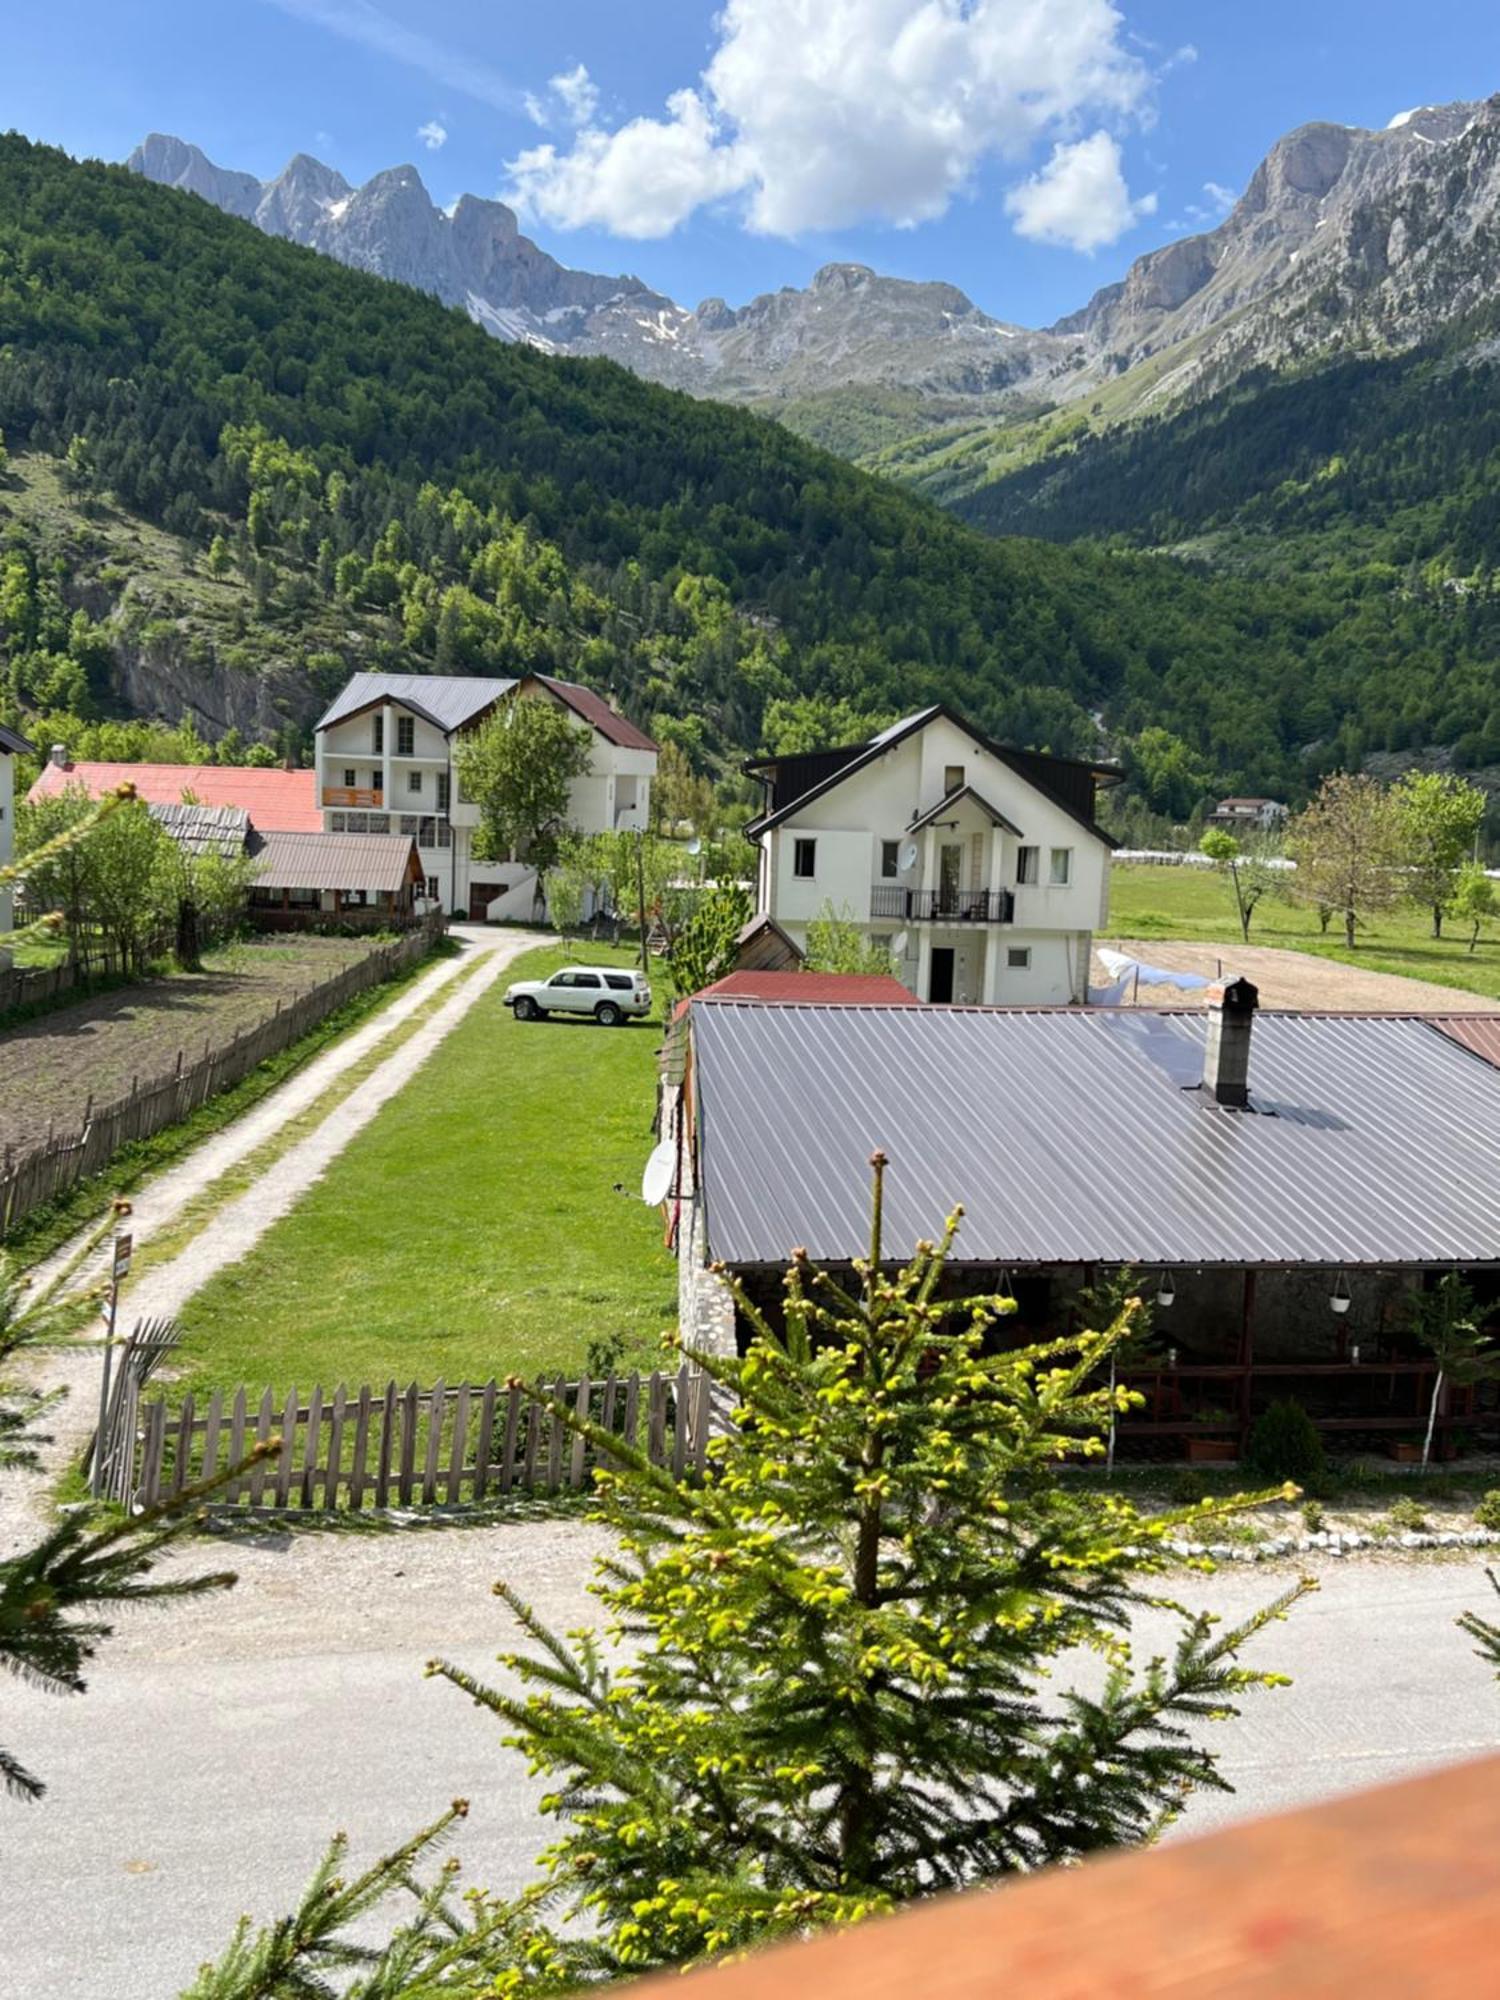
top-left (899, 841), bottom-right (919, 875)
top-left (891, 930), bottom-right (909, 959)
top-left (640, 1140), bottom-right (676, 1207)
top-left (686, 837), bottom-right (703, 856)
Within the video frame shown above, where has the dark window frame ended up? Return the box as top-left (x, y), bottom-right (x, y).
top-left (793, 837), bottom-right (817, 879)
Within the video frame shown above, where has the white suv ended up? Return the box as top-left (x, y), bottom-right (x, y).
top-left (504, 965), bottom-right (653, 1026)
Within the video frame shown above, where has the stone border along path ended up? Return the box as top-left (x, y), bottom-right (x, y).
top-left (3, 927), bottom-right (547, 1544)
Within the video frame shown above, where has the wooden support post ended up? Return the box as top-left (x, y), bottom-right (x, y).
top-left (1237, 1269), bottom-right (1257, 1447)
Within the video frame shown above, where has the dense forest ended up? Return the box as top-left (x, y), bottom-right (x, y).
top-left (952, 333), bottom-right (1500, 775)
top-left (2, 132), bottom-right (1497, 812)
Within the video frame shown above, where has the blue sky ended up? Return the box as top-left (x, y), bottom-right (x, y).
top-left (6, 1), bottom-right (1496, 326)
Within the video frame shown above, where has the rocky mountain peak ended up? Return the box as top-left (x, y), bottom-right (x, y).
top-left (129, 96), bottom-right (1500, 442)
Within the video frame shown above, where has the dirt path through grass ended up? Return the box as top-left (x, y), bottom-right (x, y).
top-left (1, 929), bottom-right (542, 1547)
top-left (95, 927), bottom-right (544, 1331)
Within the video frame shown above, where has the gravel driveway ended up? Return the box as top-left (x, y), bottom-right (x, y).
top-left (1096, 938), bottom-right (1500, 1012)
top-left (5, 1525), bottom-right (1499, 2000)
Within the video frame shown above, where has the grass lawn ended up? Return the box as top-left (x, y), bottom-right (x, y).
top-left (176, 941), bottom-right (677, 1396)
top-left (1106, 863), bottom-right (1500, 1003)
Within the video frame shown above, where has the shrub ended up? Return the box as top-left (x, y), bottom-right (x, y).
top-left (1168, 1467), bottom-right (1207, 1505)
top-left (1302, 1500), bottom-right (1325, 1534)
top-left (1476, 1490), bottom-right (1500, 1533)
top-left (1245, 1398), bottom-right (1326, 1490)
top-left (1390, 1496), bottom-right (1428, 1532)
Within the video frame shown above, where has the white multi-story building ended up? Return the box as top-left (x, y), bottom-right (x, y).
top-left (0, 723), bottom-right (34, 956)
top-left (313, 672), bottom-right (657, 919)
top-left (745, 705), bottom-right (1118, 1005)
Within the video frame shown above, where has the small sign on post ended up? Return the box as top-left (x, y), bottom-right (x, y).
top-left (112, 1234), bottom-right (133, 1283)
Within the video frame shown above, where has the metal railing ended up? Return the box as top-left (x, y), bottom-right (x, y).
top-left (870, 886), bottom-right (1015, 924)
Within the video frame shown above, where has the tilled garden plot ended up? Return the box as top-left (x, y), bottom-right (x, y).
top-left (0, 936), bottom-right (372, 1156)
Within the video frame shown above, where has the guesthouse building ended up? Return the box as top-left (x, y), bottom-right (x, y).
top-left (745, 705), bottom-right (1118, 1005)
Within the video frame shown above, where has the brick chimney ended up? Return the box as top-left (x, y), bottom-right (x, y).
top-left (1202, 976), bottom-right (1259, 1108)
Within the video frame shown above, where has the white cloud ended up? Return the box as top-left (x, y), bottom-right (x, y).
top-left (522, 61), bottom-right (602, 131)
top-left (1004, 130), bottom-right (1155, 252)
top-left (508, 90), bottom-right (745, 240)
top-left (417, 119), bottom-right (447, 151)
top-left (504, 0), bottom-right (1153, 241)
top-left (551, 63), bottom-right (599, 127)
top-left (263, 0), bottom-right (521, 114)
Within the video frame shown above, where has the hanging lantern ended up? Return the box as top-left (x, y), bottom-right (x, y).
top-left (1156, 1269), bottom-right (1176, 1309)
top-left (1330, 1269), bottom-right (1352, 1316)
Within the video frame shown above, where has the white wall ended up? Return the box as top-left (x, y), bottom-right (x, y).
top-left (756, 716), bottom-right (1110, 1004)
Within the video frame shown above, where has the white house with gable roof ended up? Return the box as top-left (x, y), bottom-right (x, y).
top-left (745, 705), bottom-right (1118, 1006)
top-left (314, 671), bottom-right (657, 919)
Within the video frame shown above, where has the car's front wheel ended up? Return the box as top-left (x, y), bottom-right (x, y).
top-left (595, 1000), bottom-right (623, 1027)
top-left (514, 995), bottom-right (542, 1021)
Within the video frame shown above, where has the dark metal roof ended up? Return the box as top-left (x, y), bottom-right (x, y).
top-left (314, 672), bottom-right (516, 735)
top-left (527, 674), bottom-right (659, 752)
top-left (743, 704), bottom-right (1118, 847)
top-left (249, 832), bottom-right (423, 894)
top-left (0, 723), bottom-right (34, 756)
top-left (691, 1003), bottom-right (1500, 1269)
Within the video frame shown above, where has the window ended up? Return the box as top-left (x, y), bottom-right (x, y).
top-left (408, 769), bottom-right (422, 795)
top-left (329, 812), bottom-right (346, 833)
top-left (793, 838), bottom-right (817, 879)
top-left (366, 814), bottom-right (389, 834)
top-left (425, 876), bottom-right (440, 901)
top-left (396, 715), bottom-right (415, 756)
top-left (880, 839), bottom-right (900, 880)
top-left (436, 772), bottom-right (450, 810)
top-left (604, 973), bottom-right (633, 991)
top-left (288, 886), bottom-right (318, 906)
top-left (1007, 947), bottom-right (1031, 969)
top-left (400, 815), bottom-right (418, 836)
top-left (373, 715), bottom-right (384, 754)
top-left (574, 972), bottom-right (601, 988)
top-left (342, 768), bottom-right (356, 788)
top-left (1049, 847), bottom-right (1072, 886)
top-left (1016, 845), bottom-right (1038, 885)
top-left (943, 764), bottom-right (966, 795)
top-left (435, 822), bottom-right (451, 849)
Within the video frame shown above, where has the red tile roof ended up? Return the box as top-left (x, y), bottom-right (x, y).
top-left (696, 971), bottom-right (919, 1005)
top-left (531, 675), bottom-right (659, 753)
top-left (27, 760), bottom-right (321, 833)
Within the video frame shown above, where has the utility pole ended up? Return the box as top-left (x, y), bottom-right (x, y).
top-left (636, 823), bottom-right (649, 972)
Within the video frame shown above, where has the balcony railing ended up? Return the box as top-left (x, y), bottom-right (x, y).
top-left (322, 786), bottom-right (383, 808)
top-left (870, 886), bottom-right (1015, 924)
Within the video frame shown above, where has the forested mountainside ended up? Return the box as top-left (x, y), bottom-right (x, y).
top-left (2, 131), bottom-right (1497, 810)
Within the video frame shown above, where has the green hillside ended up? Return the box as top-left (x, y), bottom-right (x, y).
top-left (1, 132), bottom-right (1494, 809)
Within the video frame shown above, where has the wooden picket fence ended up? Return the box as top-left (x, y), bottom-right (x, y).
top-left (133, 1366), bottom-right (717, 1513)
top-left (0, 913), bottom-right (445, 1240)
top-left (0, 940), bottom-right (131, 1017)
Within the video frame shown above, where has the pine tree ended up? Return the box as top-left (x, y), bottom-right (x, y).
top-left (421, 1158), bottom-right (1309, 1981)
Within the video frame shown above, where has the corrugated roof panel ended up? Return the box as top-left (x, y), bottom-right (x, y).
top-left (314, 672), bottom-right (516, 734)
top-left (691, 1004), bottom-right (1500, 1269)
top-left (249, 832), bottom-right (421, 894)
top-left (1427, 1016), bottom-right (1500, 1071)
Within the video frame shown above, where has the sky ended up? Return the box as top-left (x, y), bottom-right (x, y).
top-left (5, 1), bottom-right (1498, 328)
